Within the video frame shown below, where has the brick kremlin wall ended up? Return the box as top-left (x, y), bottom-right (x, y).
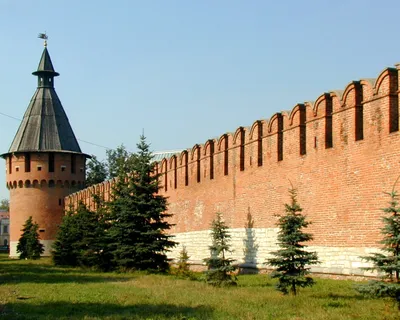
top-left (66, 63), bottom-right (400, 276)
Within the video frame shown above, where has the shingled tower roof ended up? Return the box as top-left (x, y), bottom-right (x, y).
top-left (3, 46), bottom-right (83, 156)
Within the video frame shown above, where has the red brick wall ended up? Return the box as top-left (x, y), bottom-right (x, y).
top-left (66, 64), bottom-right (400, 249)
top-left (6, 152), bottom-right (86, 242)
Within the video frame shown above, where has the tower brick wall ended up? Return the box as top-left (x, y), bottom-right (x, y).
top-left (66, 63), bottom-right (400, 276)
top-left (6, 152), bottom-right (85, 256)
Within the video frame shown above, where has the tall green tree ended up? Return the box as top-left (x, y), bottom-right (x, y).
top-left (266, 188), bottom-right (319, 295)
top-left (203, 212), bottom-right (237, 287)
top-left (16, 216), bottom-right (44, 259)
top-left (86, 155), bottom-right (108, 187)
top-left (0, 199), bottom-right (9, 211)
top-left (52, 201), bottom-right (110, 269)
top-left (106, 144), bottom-right (136, 179)
top-left (357, 189), bottom-right (400, 308)
top-left (107, 135), bottom-right (176, 272)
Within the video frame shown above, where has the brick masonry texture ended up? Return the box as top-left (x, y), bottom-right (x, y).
top-left (66, 63), bottom-right (400, 275)
top-left (6, 152), bottom-right (86, 257)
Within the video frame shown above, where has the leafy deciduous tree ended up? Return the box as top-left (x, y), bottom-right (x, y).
top-left (0, 199), bottom-right (9, 211)
top-left (86, 155), bottom-right (108, 187)
top-left (266, 188), bottom-right (319, 295)
top-left (106, 144), bottom-right (136, 179)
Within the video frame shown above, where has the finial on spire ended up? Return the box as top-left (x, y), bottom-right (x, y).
top-left (38, 32), bottom-right (48, 47)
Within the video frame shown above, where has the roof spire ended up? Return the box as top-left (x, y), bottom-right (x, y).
top-left (38, 32), bottom-right (48, 47)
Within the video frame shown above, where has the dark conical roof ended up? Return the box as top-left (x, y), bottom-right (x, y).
top-left (2, 46), bottom-right (83, 156)
top-left (32, 47), bottom-right (59, 76)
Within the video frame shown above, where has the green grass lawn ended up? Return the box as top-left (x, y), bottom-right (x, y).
top-left (0, 254), bottom-right (398, 320)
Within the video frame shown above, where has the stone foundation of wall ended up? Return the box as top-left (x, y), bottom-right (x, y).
top-left (168, 228), bottom-right (379, 277)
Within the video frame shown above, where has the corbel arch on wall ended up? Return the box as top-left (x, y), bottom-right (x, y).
top-left (217, 134), bottom-right (230, 176)
top-left (268, 113), bottom-right (284, 161)
top-left (169, 155), bottom-right (178, 189)
top-left (204, 139), bottom-right (215, 180)
top-left (374, 68), bottom-right (399, 133)
top-left (179, 150), bottom-right (189, 186)
top-left (289, 104), bottom-right (307, 155)
top-left (343, 81), bottom-right (363, 141)
top-left (314, 92), bottom-right (333, 149)
top-left (250, 120), bottom-right (264, 167)
top-left (161, 158), bottom-right (168, 192)
top-left (234, 127), bottom-right (245, 171)
top-left (191, 144), bottom-right (201, 183)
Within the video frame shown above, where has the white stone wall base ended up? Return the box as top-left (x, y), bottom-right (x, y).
top-left (168, 228), bottom-right (379, 277)
top-left (9, 240), bottom-right (54, 258)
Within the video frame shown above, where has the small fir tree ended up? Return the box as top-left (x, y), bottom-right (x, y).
top-left (266, 188), bottom-right (319, 295)
top-left (203, 212), bottom-right (237, 286)
top-left (52, 207), bottom-right (80, 266)
top-left (52, 201), bottom-right (110, 269)
top-left (16, 216), bottom-right (44, 259)
top-left (108, 135), bottom-right (176, 272)
top-left (175, 245), bottom-right (192, 278)
top-left (357, 189), bottom-right (400, 308)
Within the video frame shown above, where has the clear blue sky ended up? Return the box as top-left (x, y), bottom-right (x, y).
top-left (1, 0), bottom-right (400, 200)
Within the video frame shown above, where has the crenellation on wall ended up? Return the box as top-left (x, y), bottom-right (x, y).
top-left (65, 62), bottom-right (400, 275)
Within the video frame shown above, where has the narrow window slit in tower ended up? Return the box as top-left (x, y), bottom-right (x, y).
top-left (49, 153), bottom-right (55, 172)
top-left (25, 153), bottom-right (31, 172)
top-left (71, 154), bottom-right (76, 174)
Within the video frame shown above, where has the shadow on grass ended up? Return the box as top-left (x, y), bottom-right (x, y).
top-left (0, 258), bottom-right (130, 285)
top-left (311, 292), bottom-right (367, 301)
top-left (0, 302), bottom-right (214, 320)
top-left (238, 282), bottom-right (273, 288)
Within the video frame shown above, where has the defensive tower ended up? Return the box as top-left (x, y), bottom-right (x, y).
top-left (1, 41), bottom-right (89, 257)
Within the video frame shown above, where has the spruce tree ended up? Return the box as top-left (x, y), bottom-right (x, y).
top-left (52, 207), bottom-right (80, 266)
top-left (175, 245), bottom-right (192, 278)
top-left (203, 212), bottom-right (237, 286)
top-left (52, 201), bottom-right (110, 269)
top-left (357, 190), bottom-right (400, 308)
top-left (16, 216), bottom-right (44, 259)
top-left (266, 188), bottom-right (319, 295)
top-left (108, 135), bottom-right (176, 272)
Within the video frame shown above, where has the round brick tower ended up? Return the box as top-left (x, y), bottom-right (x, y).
top-left (1, 42), bottom-right (89, 257)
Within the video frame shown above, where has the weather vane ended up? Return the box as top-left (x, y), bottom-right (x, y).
top-left (38, 32), bottom-right (48, 47)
